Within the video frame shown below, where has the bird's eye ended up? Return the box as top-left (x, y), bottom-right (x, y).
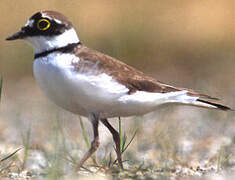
top-left (37, 19), bottom-right (51, 31)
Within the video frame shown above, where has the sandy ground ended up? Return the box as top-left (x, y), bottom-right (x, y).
top-left (0, 77), bottom-right (234, 179)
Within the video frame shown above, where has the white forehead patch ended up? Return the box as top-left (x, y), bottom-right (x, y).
top-left (54, 18), bottom-right (62, 24)
top-left (25, 19), bottom-right (34, 27)
top-left (41, 12), bottom-right (52, 20)
top-left (41, 12), bottom-right (62, 24)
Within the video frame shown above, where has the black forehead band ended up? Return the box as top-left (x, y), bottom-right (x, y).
top-left (30, 12), bottom-right (42, 20)
top-left (25, 12), bottom-right (67, 36)
top-left (30, 13), bottom-right (65, 28)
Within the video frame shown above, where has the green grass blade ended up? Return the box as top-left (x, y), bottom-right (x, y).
top-left (22, 126), bottom-right (31, 169)
top-left (116, 117), bottom-right (138, 168)
top-left (122, 129), bottom-right (138, 153)
top-left (108, 152), bottom-right (113, 168)
top-left (122, 133), bottom-right (127, 151)
top-left (0, 76), bottom-right (2, 103)
top-left (119, 117), bottom-right (124, 153)
top-left (79, 117), bottom-right (90, 149)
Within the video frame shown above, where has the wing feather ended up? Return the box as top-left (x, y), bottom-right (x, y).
top-left (72, 45), bottom-right (219, 100)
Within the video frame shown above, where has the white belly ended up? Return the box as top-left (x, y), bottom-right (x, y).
top-left (33, 53), bottom-right (129, 117)
top-left (33, 53), bottom-right (192, 118)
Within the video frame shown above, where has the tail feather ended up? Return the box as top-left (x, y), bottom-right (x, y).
top-left (161, 90), bottom-right (233, 111)
top-left (196, 99), bottom-right (232, 111)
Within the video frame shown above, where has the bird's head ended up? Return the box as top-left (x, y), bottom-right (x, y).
top-left (6, 10), bottom-right (80, 54)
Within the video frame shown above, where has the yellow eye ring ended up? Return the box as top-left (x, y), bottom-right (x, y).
top-left (37, 19), bottom-right (50, 31)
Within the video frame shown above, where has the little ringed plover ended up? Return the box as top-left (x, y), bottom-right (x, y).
top-left (6, 10), bottom-right (233, 169)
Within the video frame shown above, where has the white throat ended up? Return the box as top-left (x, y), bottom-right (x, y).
top-left (25, 28), bottom-right (80, 54)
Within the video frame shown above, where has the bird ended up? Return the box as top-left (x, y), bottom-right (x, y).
top-left (6, 10), bottom-right (233, 169)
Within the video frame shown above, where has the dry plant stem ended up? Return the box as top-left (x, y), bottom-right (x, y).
top-left (101, 118), bottom-right (123, 169)
top-left (0, 147), bottom-right (22, 163)
top-left (77, 113), bottom-right (100, 170)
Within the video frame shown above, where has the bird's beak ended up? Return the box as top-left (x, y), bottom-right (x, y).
top-left (6, 27), bottom-right (27, 41)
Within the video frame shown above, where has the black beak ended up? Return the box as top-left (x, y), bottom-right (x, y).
top-left (6, 28), bottom-right (26, 41)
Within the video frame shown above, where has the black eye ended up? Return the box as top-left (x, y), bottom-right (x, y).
top-left (37, 19), bottom-right (51, 31)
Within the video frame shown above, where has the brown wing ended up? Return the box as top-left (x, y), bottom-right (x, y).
top-left (72, 45), bottom-right (217, 99)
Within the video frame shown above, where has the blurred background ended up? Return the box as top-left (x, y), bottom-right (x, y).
top-left (0, 0), bottom-right (235, 179)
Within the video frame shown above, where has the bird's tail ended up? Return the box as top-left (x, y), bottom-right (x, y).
top-left (166, 90), bottom-right (233, 111)
top-left (192, 99), bottom-right (232, 111)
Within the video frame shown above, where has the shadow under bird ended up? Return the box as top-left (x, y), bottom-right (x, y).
top-left (6, 10), bottom-right (233, 169)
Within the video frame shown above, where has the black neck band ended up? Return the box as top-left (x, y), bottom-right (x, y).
top-left (34, 42), bottom-right (81, 59)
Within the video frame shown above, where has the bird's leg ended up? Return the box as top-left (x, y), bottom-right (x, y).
top-left (77, 113), bottom-right (100, 169)
top-left (101, 118), bottom-right (123, 169)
